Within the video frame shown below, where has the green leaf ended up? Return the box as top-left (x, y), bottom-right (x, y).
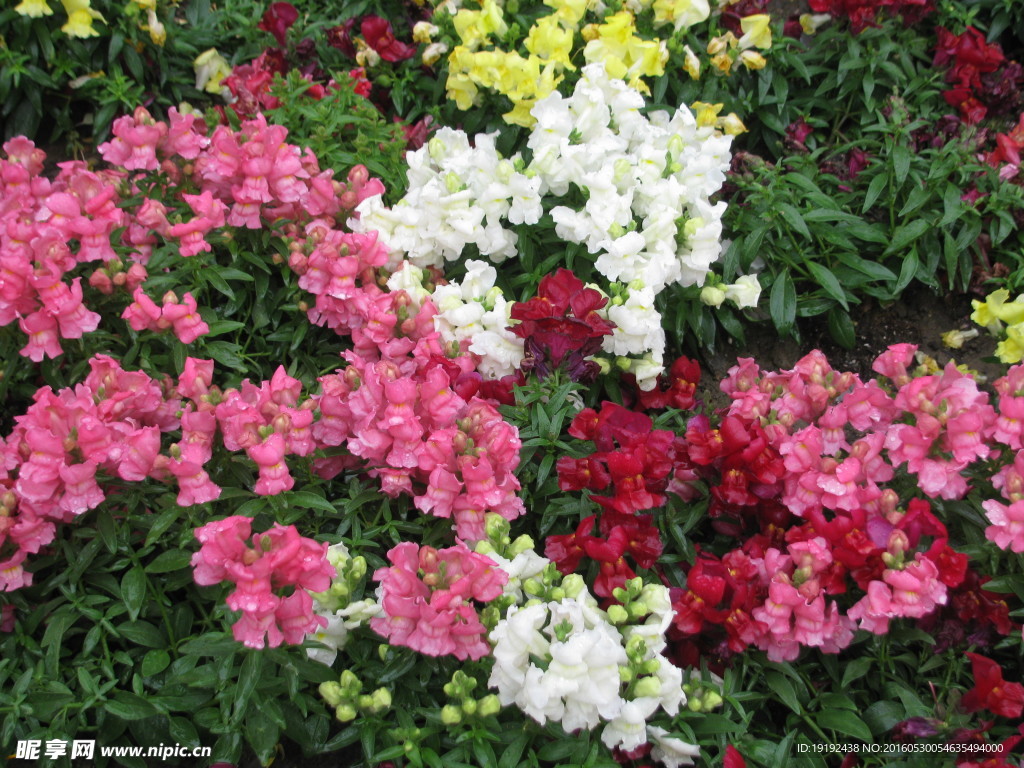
top-left (892, 145), bottom-right (911, 186)
top-left (769, 273), bottom-right (796, 334)
top-left (862, 701), bottom-right (905, 736)
top-left (827, 307), bottom-right (855, 349)
top-left (121, 567), bottom-right (147, 622)
top-left (840, 657), bottom-right (873, 688)
top-left (105, 691), bottom-right (161, 721)
top-left (246, 710), bottom-right (281, 765)
top-left (146, 549), bottom-right (193, 574)
top-left (816, 709), bottom-right (873, 742)
top-left (141, 650), bottom-right (171, 678)
top-left (145, 506), bottom-right (183, 547)
top-left (894, 251), bottom-right (918, 294)
top-left (283, 491), bottom-right (338, 514)
top-left (765, 670), bottom-right (802, 713)
top-left (778, 203), bottom-right (811, 239)
top-left (233, 652), bottom-right (264, 723)
top-left (499, 733), bottom-right (530, 768)
top-left (862, 173), bottom-right (887, 213)
top-left (885, 220), bottom-right (930, 254)
top-left (807, 262), bottom-right (850, 310)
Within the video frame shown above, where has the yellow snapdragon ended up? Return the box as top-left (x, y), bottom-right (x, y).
top-left (14, 0), bottom-right (53, 17)
top-left (544, 0), bottom-right (592, 27)
top-left (651, 0), bottom-right (710, 31)
top-left (997, 324), bottom-right (1024, 364)
top-left (971, 289), bottom-right (1024, 365)
top-left (452, 0), bottom-right (507, 50)
top-left (60, 0), bottom-right (104, 38)
top-left (193, 48), bottom-right (232, 94)
top-left (525, 14), bottom-right (575, 70)
top-left (971, 289), bottom-right (1024, 329)
top-left (582, 11), bottom-right (667, 93)
top-left (738, 14), bottom-right (772, 50)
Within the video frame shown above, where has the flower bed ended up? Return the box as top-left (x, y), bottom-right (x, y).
top-left (1, 1), bottom-right (1024, 767)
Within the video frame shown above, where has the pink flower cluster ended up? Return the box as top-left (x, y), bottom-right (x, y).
top-left (122, 288), bottom-right (210, 344)
top-left (0, 138), bottom-right (118, 360)
top-left (315, 350), bottom-right (524, 541)
top-left (1, 107), bottom-right (379, 360)
top-left (370, 541), bottom-right (507, 660)
top-left (0, 356), bottom-right (180, 590)
top-left (191, 516), bottom-right (335, 649)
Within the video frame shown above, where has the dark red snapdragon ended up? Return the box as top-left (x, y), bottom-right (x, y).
top-left (510, 269), bottom-right (615, 383)
top-left (361, 16), bottom-right (418, 63)
top-left (258, 2), bottom-right (299, 48)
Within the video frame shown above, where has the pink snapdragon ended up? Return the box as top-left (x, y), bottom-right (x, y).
top-left (371, 541), bottom-right (507, 660)
top-left (122, 288), bottom-right (210, 344)
top-left (191, 516), bottom-right (334, 649)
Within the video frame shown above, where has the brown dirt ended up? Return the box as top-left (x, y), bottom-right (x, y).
top-left (702, 284), bottom-right (1003, 388)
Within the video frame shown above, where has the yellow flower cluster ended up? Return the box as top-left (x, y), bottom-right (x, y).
top-left (15, 0), bottom-right (105, 38)
top-left (444, 0), bottom-right (579, 126)
top-left (581, 11), bottom-right (667, 95)
top-left (705, 13), bottom-right (772, 75)
top-left (971, 289), bottom-right (1024, 363)
top-left (444, 0), bottom-right (690, 126)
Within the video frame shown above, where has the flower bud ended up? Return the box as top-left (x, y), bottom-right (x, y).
top-left (633, 676), bottom-right (662, 699)
top-left (440, 705), bottom-right (462, 725)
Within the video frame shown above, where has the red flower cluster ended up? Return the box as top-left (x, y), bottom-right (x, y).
top-left (808, 0), bottom-right (934, 34)
top-left (547, 403), bottom-right (680, 596)
top-left (625, 356), bottom-right (701, 411)
top-left (510, 268), bottom-right (615, 383)
top-left (933, 27), bottom-right (1024, 124)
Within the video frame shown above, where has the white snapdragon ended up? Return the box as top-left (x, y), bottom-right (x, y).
top-left (431, 260), bottom-right (524, 379)
top-left (723, 273), bottom-right (762, 309)
top-left (353, 127), bottom-right (538, 269)
top-left (489, 571), bottom-right (686, 751)
top-left (647, 726), bottom-right (701, 768)
top-left (605, 285), bottom-right (665, 359)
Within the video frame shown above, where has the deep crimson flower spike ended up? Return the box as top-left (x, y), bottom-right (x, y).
top-left (258, 2), bottom-right (299, 47)
top-left (361, 16), bottom-right (418, 63)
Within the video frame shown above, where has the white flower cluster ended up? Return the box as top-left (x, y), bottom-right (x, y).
top-left (487, 560), bottom-right (689, 754)
top-left (529, 63), bottom-right (731, 294)
top-left (356, 129), bottom-right (542, 269)
top-left (355, 63), bottom-right (753, 387)
top-left (431, 261), bottom-right (525, 379)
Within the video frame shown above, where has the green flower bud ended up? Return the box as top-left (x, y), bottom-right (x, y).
top-left (687, 697), bottom-right (703, 713)
top-left (485, 513), bottom-right (511, 543)
top-left (633, 676), bottom-right (662, 699)
top-left (508, 534), bottom-right (535, 558)
top-left (461, 698), bottom-right (478, 716)
top-left (335, 704), bottom-right (358, 722)
top-left (371, 688), bottom-right (392, 711)
top-left (561, 574), bottom-right (585, 598)
top-left (478, 694), bottom-right (501, 717)
top-left (607, 605), bottom-right (629, 625)
top-left (703, 691), bottom-right (724, 710)
top-left (340, 669), bottom-right (362, 696)
top-left (358, 695), bottom-right (374, 711)
top-left (441, 705), bottom-right (462, 725)
top-left (319, 681), bottom-right (344, 708)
